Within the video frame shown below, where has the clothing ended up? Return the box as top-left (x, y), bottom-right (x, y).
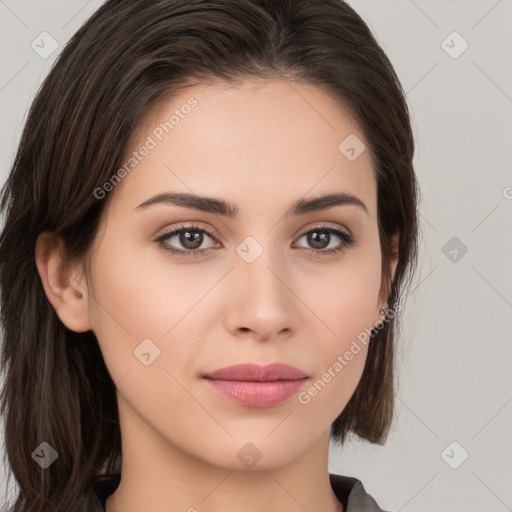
top-left (78, 472), bottom-right (390, 511)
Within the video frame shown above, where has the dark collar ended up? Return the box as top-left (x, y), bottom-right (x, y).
top-left (80, 472), bottom-right (389, 511)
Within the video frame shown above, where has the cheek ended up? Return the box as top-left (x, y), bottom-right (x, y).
top-left (292, 249), bottom-right (380, 408)
top-left (298, 343), bottom-right (369, 417)
top-left (87, 237), bottom-right (217, 376)
top-left (297, 246), bottom-right (382, 343)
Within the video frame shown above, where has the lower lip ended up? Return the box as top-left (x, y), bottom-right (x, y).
top-left (203, 378), bottom-right (308, 408)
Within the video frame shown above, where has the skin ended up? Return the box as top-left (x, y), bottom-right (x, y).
top-left (36, 78), bottom-right (398, 512)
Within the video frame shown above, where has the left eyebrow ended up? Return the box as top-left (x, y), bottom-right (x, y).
top-left (134, 191), bottom-right (369, 217)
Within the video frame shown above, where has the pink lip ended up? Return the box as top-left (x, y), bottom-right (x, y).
top-left (202, 363), bottom-right (309, 408)
top-left (203, 363), bottom-right (308, 381)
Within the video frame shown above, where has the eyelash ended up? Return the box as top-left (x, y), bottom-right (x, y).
top-left (154, 223), bottom-right (356, 259)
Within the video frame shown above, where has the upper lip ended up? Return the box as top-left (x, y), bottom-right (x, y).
top-left (202, 363), bottom-right (308, 381)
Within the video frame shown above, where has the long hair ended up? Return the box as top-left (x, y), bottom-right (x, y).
top-left (0, 0), bottom-right (420, 510)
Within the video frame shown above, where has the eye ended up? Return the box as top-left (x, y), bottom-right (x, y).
top-left (154, 223), bottom-right (220, 258)
top-left (294, 225), bottom-right (355, 256)
top-left (154, 223), bottom-right (355, 258)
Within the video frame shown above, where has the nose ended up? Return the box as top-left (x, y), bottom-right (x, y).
top-left (223, 244), bottom-right (299, 342)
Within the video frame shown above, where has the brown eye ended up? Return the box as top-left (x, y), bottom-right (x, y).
top-left (155, 223), bottom-right (219, 257)
top-left (294, 225), bottom-right (355, 255)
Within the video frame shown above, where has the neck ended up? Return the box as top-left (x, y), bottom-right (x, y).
top-left (105, 396), bottom-right (343, 512)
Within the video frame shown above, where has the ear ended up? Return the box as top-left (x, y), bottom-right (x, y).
top-left (373, 231), bottom-right (400, 326)
top-left (35, 232), bottom-right (93, 333)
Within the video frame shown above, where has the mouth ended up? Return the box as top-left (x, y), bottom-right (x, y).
top-left (201, 363), bottom-right (309, 408)
top-left (202, 362), bottom-right (308, 381)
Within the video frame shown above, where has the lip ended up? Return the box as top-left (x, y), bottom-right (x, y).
top-left (203, 363), bottom-right (308, 381)
top-left (202, 363), bottom-right (309, 408)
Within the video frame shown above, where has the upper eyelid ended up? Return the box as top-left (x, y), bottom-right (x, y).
top-left (155, 222), bottom-right (219, 241)
top-left (293, 222), bottom-right (352, 239)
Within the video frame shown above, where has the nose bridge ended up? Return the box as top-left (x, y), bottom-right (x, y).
top-left (230, 235), bottom-right (297, 333)
top-left (236, 236), bottom-right (287, 301)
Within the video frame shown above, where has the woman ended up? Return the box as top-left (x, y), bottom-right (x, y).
top-left (0, 1), bottom-right (420, 511)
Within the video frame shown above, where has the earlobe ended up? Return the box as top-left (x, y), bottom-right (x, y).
top-left (35, 232), bottom-right (93, 333)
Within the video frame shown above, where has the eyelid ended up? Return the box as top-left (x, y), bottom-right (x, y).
top-left (155, 220), bottom-right (213, 234)
top-left (294, 221), bottom-right (352, 239)
top-left (155, 221), bottom-right (352, 240)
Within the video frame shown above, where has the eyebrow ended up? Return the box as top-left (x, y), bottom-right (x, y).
top-left (135, 191), bottom-right (368, 217)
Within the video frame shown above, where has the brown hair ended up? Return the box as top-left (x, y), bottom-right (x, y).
top-left (0, 0), bottom-right (420, 510)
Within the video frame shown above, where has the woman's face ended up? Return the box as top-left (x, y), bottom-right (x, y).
top-left (84, 78), bottom-right (389, 470)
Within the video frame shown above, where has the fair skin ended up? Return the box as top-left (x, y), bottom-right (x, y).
top-left (36, 78), bottom-right (398, 512)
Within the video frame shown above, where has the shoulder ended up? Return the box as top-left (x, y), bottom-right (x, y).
top-left (329, 473), bottom-right (393, 512)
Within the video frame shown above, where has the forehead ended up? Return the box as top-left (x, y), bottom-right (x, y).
top-left (109, 78), bottom-right (377, 217)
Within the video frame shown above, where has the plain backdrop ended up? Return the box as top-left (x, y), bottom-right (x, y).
top-left (0, 1), bottom-right (511, 511)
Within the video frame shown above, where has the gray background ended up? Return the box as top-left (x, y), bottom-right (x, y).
top-left (0, 1), bottom-right (511, 511)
